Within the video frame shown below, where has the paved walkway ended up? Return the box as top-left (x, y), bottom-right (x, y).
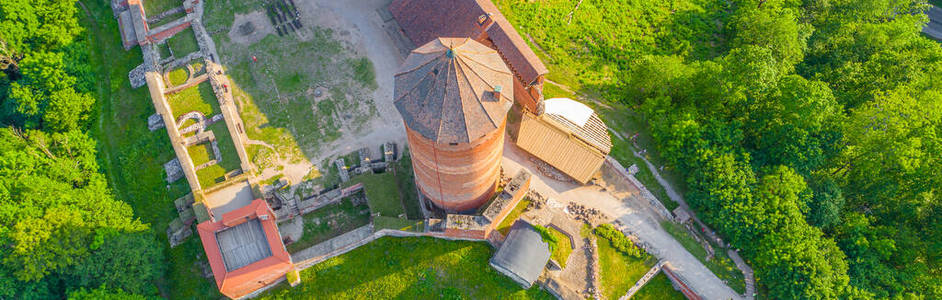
top-left (500, 138), bottom-right (742, 300)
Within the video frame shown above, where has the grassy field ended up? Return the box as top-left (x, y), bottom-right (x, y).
top-left (193, 122), bottom-right (242, 188)
top-left (633, 273), bottom-right (686, 300)
top-left (494, 0), bottom-right (729, 96)
top-left (166, 81), bottom-right (219, 120)
top-left (166, 27), bottom-right (201, 56)
top-left (597, 236), bottom-right (655, 300)
top-left (395, 150), bottom-right (423, 219)
top-left (373, 216), bottom-right (423, 232)
top-left (348, 172), bottom-right (405, 217)
top-left (205, 1), bottom-right (377, 168)
top-left (548, 227), bottom-right (573, 268)
top-left (187, 142), bottom-right (213, 166)
top-left (167, 67), bottom-right (188, 86)
top-left (285, 198), bottom-right (370, 253)
top-left (142, 0), bottom-right (181, 16)
top-left (661, 221), bottom-right (745, 293)
top-left (497, 198), bottom-right (530, 235)
top-left (260, 237), bottom-right (553, 299)
top-left (80, 0), bottom-right (218, 297)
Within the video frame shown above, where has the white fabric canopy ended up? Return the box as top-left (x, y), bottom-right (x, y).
top-left (543, 98), bottom-right (594, 126)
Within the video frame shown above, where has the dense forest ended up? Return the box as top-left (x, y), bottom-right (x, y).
top-left (633, 1), bottom-right (942, 297)
top-left (501, 0), bottom-right (940, 298)
top-left (1, 0), bottom-right (940, 299)
top-left (0, 0), bottom-right (161, 298)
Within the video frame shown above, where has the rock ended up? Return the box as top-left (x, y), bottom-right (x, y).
top-left (148, 113), bottom-right (166, 131)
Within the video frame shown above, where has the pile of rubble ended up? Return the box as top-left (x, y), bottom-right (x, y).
top-left (566, 202), bottom-right (607, 224)
top-left (526, 190), bottom-right (547, 211)
top-left (529, 157), bottom-right (572, 183)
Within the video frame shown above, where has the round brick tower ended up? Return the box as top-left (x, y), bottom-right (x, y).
top-left (394, 38), bottom-right (514, 212)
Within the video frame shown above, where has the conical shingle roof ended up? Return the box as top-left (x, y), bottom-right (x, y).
top-left (394, 38), bottom-right (514, 144)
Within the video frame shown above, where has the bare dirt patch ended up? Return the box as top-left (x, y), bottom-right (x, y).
top-left (228, 11), bottom-right (275, 45)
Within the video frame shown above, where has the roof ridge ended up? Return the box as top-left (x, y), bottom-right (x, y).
top-left (455, 56), bottom-right (498, 132)
top-left (454, 57), bottom-right (495, 140)
top-left (435, 58), bottom-right (456, 143)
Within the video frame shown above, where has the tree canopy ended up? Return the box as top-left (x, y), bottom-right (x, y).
top-left (626, 0), bottom-right (942, 297)
top-left (0, 0), bottom-right (163, 297)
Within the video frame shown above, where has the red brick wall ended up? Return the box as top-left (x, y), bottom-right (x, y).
top-left (484, 176), bottom-right (531, 236)
top-left (149, 22), bottom-right (191, 43)
top-left (407, 120), bottom-right (506, 212)
top-left (662, 266), bottom-right (702, 300)
top-left (443, 228), bottom-right (487, 240)
top-left (513, 77), bottom-right (542, 112)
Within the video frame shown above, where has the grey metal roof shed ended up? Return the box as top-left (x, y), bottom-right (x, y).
top-left (489, 220), bottom-right (551, 288)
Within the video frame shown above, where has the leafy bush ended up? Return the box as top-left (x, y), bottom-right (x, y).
top-left (531, 224), bottom-right (559, 251)
top-left (286, 269), bottom-right (299, 283)
top-left (594, 224), bottom-right (642, 258)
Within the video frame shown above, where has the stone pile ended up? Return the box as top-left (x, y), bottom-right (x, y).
top-left (566, 202), bottom-right (606, 224)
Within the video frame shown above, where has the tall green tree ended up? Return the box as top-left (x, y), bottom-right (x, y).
top-left (0, 129), bottom-right (160, 297)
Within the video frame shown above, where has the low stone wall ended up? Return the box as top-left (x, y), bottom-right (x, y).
top-left (292, 225), bottom-right (489, 271)
top-left (620, 261), bottom-right (665, 300)
top-left (604, 156), bottom-right (673, 220)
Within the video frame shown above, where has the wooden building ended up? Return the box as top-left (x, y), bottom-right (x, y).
top-left (516, 98), bottom-right (613, 183)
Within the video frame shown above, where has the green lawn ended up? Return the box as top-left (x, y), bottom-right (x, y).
top-left (166, 27), bottom-right (201, 56)
top-left (395, 150), bottom-right (423, 219)
top-left (205, 0), bottom-right (378, 166)
top-left (193, 122), bottom-right (241, 188)
top-left (597, 236), bottom-right (655, 300)
top-left (260, 237), bottom-right (553, 299)
top-left (187, 143), bottom-right (213, 166)
top-left (81, 0), bottom-right (217, 297)
top-left (496, 197), bottom-right (530, 235)
top-left (493, 0), bottom-right (727, 96)
top-left (632, 273), bottom-right (686, 300)
top-left (661, 221), bottom-right (745, 294)
top-left (167, 67), bottom-right (189, 86)
top-left (348, 172), bottom-right (405, 217)
top-left (548, 227), bottom-right (573, 268)
top-left (142, 0), bottom-right (181, 16)
top-left (373, 216), bottom-right (423, 232)
top-left (166, 81), bottom-right (219, 120)
top-left (285, 198), bottom-right (370, 253)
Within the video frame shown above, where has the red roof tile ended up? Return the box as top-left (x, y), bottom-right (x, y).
top-left (196, 199), bottom-right (293, 299)
top-left (389, 0), bottom-right (548, 84)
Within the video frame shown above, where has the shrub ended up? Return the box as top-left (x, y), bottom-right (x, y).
top-left (531, 224), bottom-right (559, 251)
top-left (595, 224), bottom-right (642, 258)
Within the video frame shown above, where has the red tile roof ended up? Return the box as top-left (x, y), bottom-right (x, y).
top-left (196, 199), bottom-right (293, 299)
top-left (389, 0), bottom-right (548, 85)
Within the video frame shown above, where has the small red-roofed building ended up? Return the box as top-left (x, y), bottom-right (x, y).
top-left (196, 199), bottom-right (294, 299)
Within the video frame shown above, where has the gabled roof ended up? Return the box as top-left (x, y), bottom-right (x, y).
top-left (388, 0), bottom-right (548, 84)
top-left (394, 38), bottom-right (514, 144)
top-left (196, 199), bottom-right (293, 299)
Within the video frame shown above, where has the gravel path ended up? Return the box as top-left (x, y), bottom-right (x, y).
top-left (500, 138), bottom-right (742, 300)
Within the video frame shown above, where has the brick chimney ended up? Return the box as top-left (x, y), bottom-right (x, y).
top-left (475, 13), bottom-right (495, 41)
